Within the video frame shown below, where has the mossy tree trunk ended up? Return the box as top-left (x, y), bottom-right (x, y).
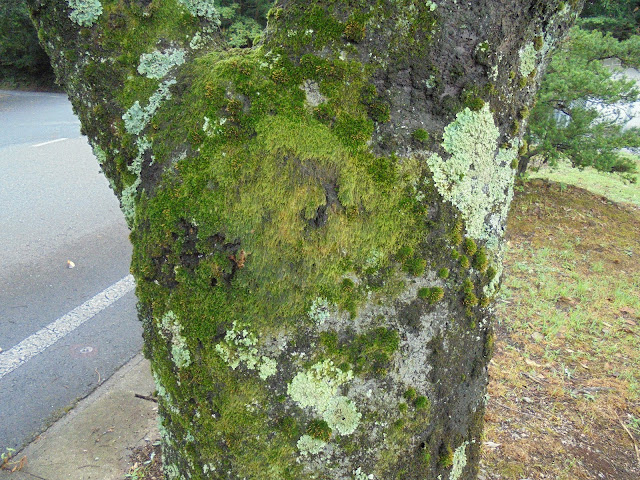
top-left (28, 1), bottom-right (582, 478)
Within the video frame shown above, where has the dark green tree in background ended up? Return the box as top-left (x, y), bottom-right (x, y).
top-left (519, 27), bottom-right (640, 175)
top-left (0, 0), bottom-right (54, 88)
top-left (519, 1), bottom-right (640, 177)
top-left (580, 0), bottom-right (640, 39)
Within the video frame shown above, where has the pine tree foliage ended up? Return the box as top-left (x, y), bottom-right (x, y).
top-left (521, 27), bottom-right (640, 175)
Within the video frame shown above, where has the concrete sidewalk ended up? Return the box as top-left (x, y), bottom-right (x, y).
top-left (0, 354), bottom-right (159, 480)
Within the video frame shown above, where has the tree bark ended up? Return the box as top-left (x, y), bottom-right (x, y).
top-left (27, 1), bottom-right (583, 478)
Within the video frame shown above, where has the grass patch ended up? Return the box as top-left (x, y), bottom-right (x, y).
top-left (481, 179), bottom-right (640, 480)
top-left (529, 153), bottom-right (640, 208)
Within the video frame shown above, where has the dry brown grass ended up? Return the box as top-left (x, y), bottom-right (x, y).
top-left (480, 179), bottom-right (640, 480)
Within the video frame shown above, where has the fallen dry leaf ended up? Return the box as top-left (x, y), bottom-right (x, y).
top-left (619, 306), bottom-right (635, 316)
top-left (525, 358), bottom-right (543, 368)
top-left (483, 441), bottom-right (501, 449)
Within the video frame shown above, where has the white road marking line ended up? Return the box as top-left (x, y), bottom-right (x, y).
top-left (31, 138), bottom-right (68, 148)
top-left (0, 275), bottom-right (135, 379)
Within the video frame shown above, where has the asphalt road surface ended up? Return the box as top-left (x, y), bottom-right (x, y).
top-left (0, 90), bottom-right (143, 453)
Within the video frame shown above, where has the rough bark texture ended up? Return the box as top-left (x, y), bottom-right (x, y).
top-left (27, 1), bottom-right (583, 478)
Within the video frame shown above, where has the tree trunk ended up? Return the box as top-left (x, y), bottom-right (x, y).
top-left (27, 1), bottom-right (582, 478)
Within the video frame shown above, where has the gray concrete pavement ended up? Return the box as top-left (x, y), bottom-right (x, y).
top-left (0, 354), bottom-right (159, 480)
top-left (0, 138), bottom-right (124, 272)
top-left (0, 90), bottom-right (142, 454)
top-left (0, 90), bottom-right (81, 149)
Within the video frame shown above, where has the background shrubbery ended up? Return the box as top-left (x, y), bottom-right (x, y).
top-left (0, 0), bottom-right (55, 89)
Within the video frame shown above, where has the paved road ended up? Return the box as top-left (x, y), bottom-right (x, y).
top-left (0, 90), bottom-right (143, 453)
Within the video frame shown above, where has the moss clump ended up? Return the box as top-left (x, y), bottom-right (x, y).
top-left (484, 332), bottom-right (496, 358)
top-left (404, 258), bottom-right (427, 276)
top-left (396, 246), bottom-right (414, 262)
top-left (462, 278), bottom-right (478, 307)
top-left (511, 119), bottom-right (521, 136)
top-left (348, 327), bottom-right (400, 376)
top-left (438, 445), bottom-right (454, 468)
top-left (472, 247), bottom-right (488, 272)
top-left (412, 128), bottom-right (430, 143)
top-left (464, 290), bottom-right (478, 307)
top-left (321, 327), bottom-right (400, 377)
top-left (341, 278), bottom-right (355, 291)
top-left (279, 416), bottom-right (301, 440)
top-left (414, 395), bottom-right (430, 411)
top-left (486, 265), bottom-right (498, 281)
top-left (479, 295), bottom-right (490, 308)
top-left (534, 35), bottom-right (544, 51)
top-left (319, 331), bottom-right (339, 352)
top-left (465, 97), bottom-right (485, 112)
top-left (360, 84), bottom-right (390, 123)
top-left (463, 238), bottom-right (477, 256)
top-left (344, 19), bottom-right (366, 43)
top-left (459, 255), bottom-right (470, 269)
top-left (398, 402), bottom-right (408, 413)
top-left (404, 387), bottom-right (417, 401)
top-left (307, 419), bottom-right (332, 442)
top-left (313, 103), bottom-right (334, 124)
top-left (437, 267), bottom-right (450, 279)
top-left (449, 220), bottom-right (464, 245)
top-left (418, 287), bottom-right (445, 304)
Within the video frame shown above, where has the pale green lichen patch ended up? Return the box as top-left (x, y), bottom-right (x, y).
top-left (67, 0), bottom-right (102, 27)
top-left (137, 49), bottom-right (186, 80)
top-left (178, 0), bottom-right (220, 22)
top-left (163, 462), bottom-right (181, 480)
top-left (296, 434), bottom-right (326, 456)
top-left (258, 356), bottom-right (277, 380)
top-left (123, 80), bottom-right (176, 135)
top-left (323, 396), bottom-right (361, 435)
top-left (91, 142), bottom-right (106, 166)
top-left (215, 321), bottom-right (277, 379)
top-left (308, 297), bottom-right (332, 324)
top-left (152, 371), bottom-right (169, 401)
top-left (288, 360), bottom-right (352, 409)
top-left (120, 136), bottom-right (153, 226)
top-left (449, 441), bottom-right (469, 480)
top-left (353, 467), bottom-right (374, 480)
top-left (159, 311), bottom-right (191, 368)
top-left (427, 105), bottom-right (516, 247)
top-left (120, 182), bottom-right (138, 225)
top-left (288, 360), bottom-right (360, 435)
top-left (518, 42), bottom-right (538, 77)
